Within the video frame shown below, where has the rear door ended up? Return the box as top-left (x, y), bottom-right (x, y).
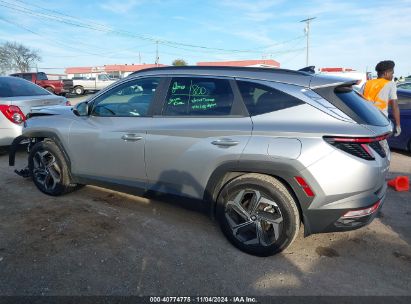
top-left (145, 76), bottom-right (252, 199)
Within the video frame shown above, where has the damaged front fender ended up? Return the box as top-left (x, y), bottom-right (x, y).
top-left (9, 135), bottom-right (31, 178)
top-left (8, 135), bottom-right (29, 167)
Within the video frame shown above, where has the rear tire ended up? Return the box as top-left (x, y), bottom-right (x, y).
top-left (28, 141), bottom-right (80, 196)
top-left (73, 86), bottom-right (84, 96)
top-left (216, 173), bottom-right (300, 257)
top-left (44, 86), bottom-right (55, 94)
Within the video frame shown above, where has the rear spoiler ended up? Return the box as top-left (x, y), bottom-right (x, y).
top-left (298, 66), bottom-right (315, 74)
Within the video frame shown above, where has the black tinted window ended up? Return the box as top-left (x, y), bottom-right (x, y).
top-left (0, 77), bottom-right (50, 97)
top-left (37, 72), bottom-right (48, 80)
top-left (163, 77), bottom-right (234, 116)
top-left (335, 89), bottom-right (389, 126)
top-left (398, 83), bottom-right (411, 90)
top-left (397, 92), bottom-right (411, 109)
top-left (22, 74), bottom-right (32, 81)
top-left (237, 81), bottom-right (304, 116)
top-left (92, 77), bottom-right (160, 117)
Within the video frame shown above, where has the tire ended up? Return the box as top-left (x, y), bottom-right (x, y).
top-left (216, 173), bottom-right (300, 257)
top-left (28, 140), bottom-right (80, 196)
top-left (45, 86), bottom-right (55, 94)
top-left (73, 86), bottom-right (84, 96)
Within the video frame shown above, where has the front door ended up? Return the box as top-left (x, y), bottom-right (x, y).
top-left (68, 77), bottom-right (162, 188)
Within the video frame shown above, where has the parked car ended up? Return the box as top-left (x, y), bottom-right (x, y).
top-left (71, 73), bottom-right (117, 95)
top-left (397, 82), bottom-right (411, 90)
top-left (388, 88), bottom-right (411, 151)
top-left (10, 72), bottom-right (73, 96)
top-left (9, 66), bottom-right (392, 256)
top-left (0, 76), bottom-right (68, 151)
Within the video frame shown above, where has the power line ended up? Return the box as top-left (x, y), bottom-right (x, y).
top-left (0, 0), bottom-right (306, 54)
top-left (0, 15), bottom-right (156, 60)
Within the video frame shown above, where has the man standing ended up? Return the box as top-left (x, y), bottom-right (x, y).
top-left (362, 60), bottom-right (401, 136)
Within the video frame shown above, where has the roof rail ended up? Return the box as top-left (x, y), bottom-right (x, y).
top-left (128, 65), bottom-right (309, 77)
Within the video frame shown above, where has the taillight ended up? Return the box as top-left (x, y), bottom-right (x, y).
top-left (341, 200), bottom-right (381, 218)
top-left (323, 134), bottom-right (390, 160)
top-left (0, 105), bottom-right (26, 124)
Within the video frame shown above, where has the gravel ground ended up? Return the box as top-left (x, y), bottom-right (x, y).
top-left (0, 149), bottom-right (410, 296)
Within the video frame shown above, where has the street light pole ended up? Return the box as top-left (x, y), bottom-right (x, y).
top-left (300, 17), bottom-right (316, 66)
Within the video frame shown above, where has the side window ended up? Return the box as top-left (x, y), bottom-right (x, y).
top-left (98, 74), bottom-right (108, 81)
top-left (163, 77), bottom-right (234, 116)
top-left (91, 77), bottom-right (160, 117)
top-left (22, 74), bottom-right (32, 81)
top-left (237, 81), bottom-right (304, 116)
top-left (19, 74), bottom-right (32, 81)
top-left (398, 83), bottom-right (411, 90)
top-left (398, 95), bottom-right (411, 109)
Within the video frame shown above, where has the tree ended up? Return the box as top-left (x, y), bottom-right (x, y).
top-left (172, 59), bottom-right (188, 66)
top-left (0, 42), bottom-right (41, 73)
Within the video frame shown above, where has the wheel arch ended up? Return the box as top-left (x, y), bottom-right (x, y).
top-left (9, 131), bottom-right (72, 172)
top-left (204, 160), bottom-right (312, 234)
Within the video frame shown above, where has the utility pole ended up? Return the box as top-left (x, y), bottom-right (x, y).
top-left (300, 17), bottom-right (316, 66)
top-left (155, 41), bottom-right (159, 66)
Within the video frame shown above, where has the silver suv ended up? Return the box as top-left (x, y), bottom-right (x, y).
top-left (9, 67), bottom-right (392, 256)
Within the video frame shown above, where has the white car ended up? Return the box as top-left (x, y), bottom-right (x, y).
top-left (0, 76), bottom-right (68, 152)
top-left (71, 73), bottom-right (117, 95)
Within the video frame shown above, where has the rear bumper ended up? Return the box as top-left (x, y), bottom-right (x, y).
top-left (0, 123), bottom-right (23, 147)
top-left (302, 184), bottom-right (387, 234)
top-left (309, 184), bottom-right (386, 234)
top-left (297, 140), bottom-right (390, 235)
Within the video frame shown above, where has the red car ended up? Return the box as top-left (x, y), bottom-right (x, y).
top-left (10, 72), bottom-right (73, 96)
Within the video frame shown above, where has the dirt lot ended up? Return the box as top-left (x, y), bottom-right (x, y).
top-left (0, 149), bottom-right (410, 296)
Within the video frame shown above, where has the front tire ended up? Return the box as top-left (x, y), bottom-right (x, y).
top-left (216, 173), bottom-right (300, 257)
top-left (28, 141), bottom-right (79, 196)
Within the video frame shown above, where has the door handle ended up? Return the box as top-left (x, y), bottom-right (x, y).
top-left (121, 134), bottom-right (143, 141)
top-left (211, 138), bottom-right (240, 147)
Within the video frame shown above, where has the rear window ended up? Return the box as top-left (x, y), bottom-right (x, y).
top-left (0, 77), bottom-right (50, 97)
top-left (315, 86), bottom-right (389, 126)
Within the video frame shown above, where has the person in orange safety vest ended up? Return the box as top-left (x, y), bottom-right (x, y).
top-left (361, 60), bottom-right (401, 136)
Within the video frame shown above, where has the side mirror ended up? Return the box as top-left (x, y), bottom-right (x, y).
top-left (73, 101), bottom-right (89, 116)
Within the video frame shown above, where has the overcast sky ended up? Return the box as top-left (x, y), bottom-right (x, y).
top-left (0, 0), bottom-right (410, 76)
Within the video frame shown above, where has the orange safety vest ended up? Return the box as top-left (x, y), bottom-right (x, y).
top-left (362, 78), bottom-right (390, 111)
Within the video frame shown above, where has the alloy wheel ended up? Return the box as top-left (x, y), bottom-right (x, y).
top-left (32, 150), bottom-right (61, 191)
top-left (224, 189), bottom-right (284, 247)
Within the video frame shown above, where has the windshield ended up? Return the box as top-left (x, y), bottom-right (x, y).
top-left (37, 72), bottom-right (48, 80)
top-left (0, 77), bottom-right (51, 97)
